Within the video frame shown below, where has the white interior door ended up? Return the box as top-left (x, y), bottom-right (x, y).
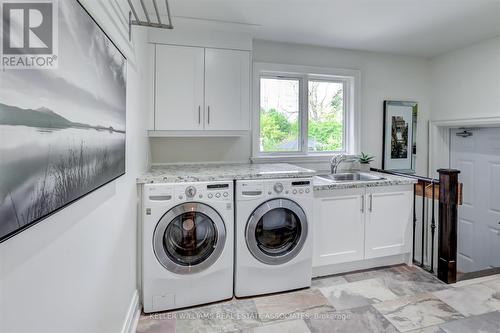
top-left (204, 48), bottom-right (250, 131)
top-left (451, 127), bottom-right (500, 273)
top-left (155, 45), bottom-right (204, 130)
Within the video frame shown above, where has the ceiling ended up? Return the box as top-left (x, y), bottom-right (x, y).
top-left (135, 0), bottom-right (500, 57)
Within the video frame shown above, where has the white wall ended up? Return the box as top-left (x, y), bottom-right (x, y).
top-left (150, 135), bottom-right (252, 164)
top-left (151, 40), bottom-right (431, 175)
top-left (0, 1), bottom-right (150, 332)
top-left (431, 36), bottom-right (500, 121)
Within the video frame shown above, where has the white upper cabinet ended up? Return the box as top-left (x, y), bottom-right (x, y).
top-left (364, 186), bottom-right (413, 259)
top-left (204, 48), bottom-right (250, 131)
top-left (153, 45), bottom-right (250, 134)
top-left (155, 45), bottom-right (204, 130)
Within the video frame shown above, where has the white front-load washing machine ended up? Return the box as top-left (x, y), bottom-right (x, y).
top-left (141, 181), bottom-right (233, 313)
top-left (235, 178), bottom-right (313, 297)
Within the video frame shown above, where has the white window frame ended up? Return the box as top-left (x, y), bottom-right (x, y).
top-left (252, 62), bottom-right (361, 162)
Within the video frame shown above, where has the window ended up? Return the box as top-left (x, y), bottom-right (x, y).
top-left (260, 77), bottom-right (300, 152)
top-left (254, 63), bottom-right (359, 159)
top-left (308, 80), bottom-right (344, 152)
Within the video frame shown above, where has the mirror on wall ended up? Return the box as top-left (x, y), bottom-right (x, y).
top-left (382, 101), bottom-right (418, 174)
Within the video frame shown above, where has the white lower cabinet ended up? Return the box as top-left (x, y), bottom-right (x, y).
top-left (313, 185), bottom-right (413, 274)
top-left (313, 188), bottom-right (365, 267)
top-left (365, 186), bottom-right (413, 259)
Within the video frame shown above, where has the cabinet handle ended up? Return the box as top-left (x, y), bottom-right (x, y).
top-left (361, 195), bottom-right (365, 213)
top-left (369, 194), bottom-right (373, 212)
top-left (198, 106), bottom-right (201, 124)
top-left (207, 106), bottom-right (210, 124)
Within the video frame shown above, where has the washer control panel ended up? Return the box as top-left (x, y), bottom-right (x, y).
top-left (174, 182), bottom-right (232, 202)
top-left (273, 182), bottom-right (284, 194)
top-left (185, 186), bottom-right (197, 198)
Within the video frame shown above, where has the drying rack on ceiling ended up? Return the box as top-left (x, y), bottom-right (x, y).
top-left (127, 0), bottom-right (173, 39)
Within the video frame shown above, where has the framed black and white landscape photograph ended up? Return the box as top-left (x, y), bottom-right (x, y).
top-left (0, 1), bottom-right (126, 242)
top-left (382, 101), bottom-right (417, 172)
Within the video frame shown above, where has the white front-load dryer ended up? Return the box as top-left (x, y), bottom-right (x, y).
top-left (141, 181), bottom-right (233, 313)
top-left (235, 178), bottom-right (313, 297)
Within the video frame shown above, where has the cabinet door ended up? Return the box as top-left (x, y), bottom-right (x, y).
top-left (204, 48), bottom-right (250, 131)
top-left (365, 186), bottom-right (413, 259)
top-left (155, 45), bottom-right (204, 130)
top-left (313, 189), bottom-right (365, 267)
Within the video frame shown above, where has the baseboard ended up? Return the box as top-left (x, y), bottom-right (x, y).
top-left (121, 290), bottom-right (141, 333)
top-left (312, 253), bottom-right (411, 278)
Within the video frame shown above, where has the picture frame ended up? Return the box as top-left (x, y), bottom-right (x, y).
top-left (382, 101), bottom-right (418, 172)
top-left (0, 0), bottom-right (127, 243)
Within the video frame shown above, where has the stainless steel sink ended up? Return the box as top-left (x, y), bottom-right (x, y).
top-left (317, 172), bottom-right (385, 183)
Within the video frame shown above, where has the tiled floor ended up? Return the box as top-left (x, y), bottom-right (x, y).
top-left (136, 265), bottom-right (500, 333)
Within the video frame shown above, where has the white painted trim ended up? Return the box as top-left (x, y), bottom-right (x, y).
top-left (121, 290), bottom-right (141, 333)
top-left (428, 123), bottom-right (451, 178)
top-left (430, 116), bottom-right (500, 128)
top-left (79, 0), bottom-right (133, 59)
top-left (151, 160), bottom-right (250, 166)
top-left (147, 28), bottom-right (252, 51)
top-left (136, 185), bottom-right (144, 310)
top-left (428, 116), bottom-right (500, 178)
top-left (148, 130), bottom-right (248, 137)
top-left (312, 253), bottom-right (411, 278)
top-left (251, 155), bottom-right (334, 164)
top-left (251, 62), bottom-right (361, 159)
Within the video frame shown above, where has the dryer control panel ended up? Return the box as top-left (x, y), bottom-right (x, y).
top-left (237, 178), bottom-right (312, 201)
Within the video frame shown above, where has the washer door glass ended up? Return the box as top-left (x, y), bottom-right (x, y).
top-left (164, 212), bottom-right (217, 266)
top-left (255, 208), bottom-right (301, 256)
top-left (246, 198), bottom-right (308, 265)
top-left (153, 202), bottom-right (226, 274)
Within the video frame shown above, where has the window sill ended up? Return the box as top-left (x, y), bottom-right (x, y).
top-left (251, 154), bottom-right (340, 164)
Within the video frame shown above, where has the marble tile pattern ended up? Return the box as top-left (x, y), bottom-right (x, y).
top-left (439, 311), bottom-right (500, 333)
top-left (305, 305), bottom-right (399, 333)
top-left (343, 266), bottom-right (448, 297)
top-left (136, 266), bottom-right (500, 333)
top-left (137, 163), bottom-right (316, 184)
top-left (373, 293), bottom-right (464, 332)
top-left (253, 288), bottom-right (330, 322)
top-left (239, 319), bottom-right (311, 333)
top-left (318, 278), bottom-right (399, 310)
top-left (433, 283), bottom-right (500, 316)
top-left (313, 171), bottom-right (417, 191)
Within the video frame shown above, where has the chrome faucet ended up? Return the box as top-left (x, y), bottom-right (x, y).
top-left (330, 154), bottom-right (347, 174)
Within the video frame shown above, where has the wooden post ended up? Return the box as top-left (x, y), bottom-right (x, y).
top-left (437, 169), bottom-right (460, 284)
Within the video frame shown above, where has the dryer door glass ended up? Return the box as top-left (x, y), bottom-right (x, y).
top-left (246, 198), bottom-right (308, 265)
top-left (153, 202), bottom-right (226, 274)
top-left (255, 208), bottom-right (301, 256)
top-left (164, 212), bottom-right (217, 266)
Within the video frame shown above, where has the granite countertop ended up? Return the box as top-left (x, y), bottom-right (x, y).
top-left (137, 163), bottom-right (316, 184)
top-left (313, 171), bottom-right (418, 191)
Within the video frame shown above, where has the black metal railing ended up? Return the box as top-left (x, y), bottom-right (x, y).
top-left (371, 168), bottom-right (438, 272)
top-left (371, 168), bottom-right (460, 283)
